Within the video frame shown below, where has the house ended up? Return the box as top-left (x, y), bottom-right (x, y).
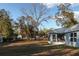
top-left (48, 24), bottom-right (79, 47)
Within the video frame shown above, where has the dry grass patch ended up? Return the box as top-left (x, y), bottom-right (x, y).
top-left (0, 40), bottom-right (79, 56)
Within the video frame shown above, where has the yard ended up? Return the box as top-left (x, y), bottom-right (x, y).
top-left (0, 40), bottom-right (79, 56)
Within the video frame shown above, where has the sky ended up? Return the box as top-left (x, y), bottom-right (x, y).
top-left (0, 3), bottom-right (79, 30)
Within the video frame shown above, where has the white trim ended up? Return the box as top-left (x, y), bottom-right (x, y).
top-left (52, 42), bottom-right (65, 45)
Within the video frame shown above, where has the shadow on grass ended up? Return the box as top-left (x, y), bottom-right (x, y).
top-left (0, 44), bottom-right (65, 56)
top-left (0, 43), bottom-right (79, 56)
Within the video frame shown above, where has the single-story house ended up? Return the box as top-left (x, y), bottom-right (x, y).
top-left (48, 24), bottom-right (79, 47)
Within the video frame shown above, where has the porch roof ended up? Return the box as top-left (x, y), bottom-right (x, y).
top-left (49, 27), bottom-right (67, 34)
top-left (65, 24), bottom-right (79, 32)
top-left (49, 24), bottom-right (79, 34)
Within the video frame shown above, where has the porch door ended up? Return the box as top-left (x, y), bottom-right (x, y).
top-left (70, 32), bottom-right (77, 46)
top-left (52, 34), bottom-right (57, 42)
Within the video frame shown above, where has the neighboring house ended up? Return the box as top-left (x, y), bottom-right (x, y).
top-left (48, 24), bottom-right (79, 47)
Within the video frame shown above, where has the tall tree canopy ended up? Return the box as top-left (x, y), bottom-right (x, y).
top-left (0, 9), bottom-right (13, 38)
top-left (16, 3), bottom-right (51, 38)
top-left (21, 3), bottom-right (51, 33)
top-left (55, 3), bottom-right (78, 28)
top-left (14, 16), bottom-right (27, 37)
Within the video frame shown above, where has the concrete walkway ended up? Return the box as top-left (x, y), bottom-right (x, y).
top-left (52, 42), bottom-right (65, 45)
top-left (48, 41), bottom-right (65, 45)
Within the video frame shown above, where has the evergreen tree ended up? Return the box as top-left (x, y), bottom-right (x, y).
top-left (0, 9), bottom-right (13, 39)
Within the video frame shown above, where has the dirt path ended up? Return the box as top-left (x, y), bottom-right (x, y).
top-left (2, 40), bottom-right (48, 47)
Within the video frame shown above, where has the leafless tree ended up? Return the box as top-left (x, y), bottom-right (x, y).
top-left (21, 3), bottom-right (51, 38)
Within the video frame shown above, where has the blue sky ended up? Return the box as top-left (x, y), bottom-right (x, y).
top-left (0, 3), bottom-right (79, 30)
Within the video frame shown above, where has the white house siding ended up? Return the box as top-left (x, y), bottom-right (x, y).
top-left (65, 33), bottom-right (70, 46)
top-left (76, 31), bottom-right (79, 47)
top-left (48, 31), bottom-right (79, 47)
top-left (65, 32), bottom-right (79, 47)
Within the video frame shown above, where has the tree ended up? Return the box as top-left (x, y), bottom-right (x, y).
top-left (21, 4), bottom-right (51, 38)
top-left (14, 16), bottom-right (27, 38)
top-left (0, 9), bottom-right (13, 39)
top-left (55, 3), bottom-right (78, 28)
top-left (18, 16), bottom-right (26, 37)
top-left (39, 28), bottom-right (53, 37)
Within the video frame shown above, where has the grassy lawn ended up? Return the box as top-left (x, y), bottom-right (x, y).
top-left (0, 40), bottom-right (79, 56)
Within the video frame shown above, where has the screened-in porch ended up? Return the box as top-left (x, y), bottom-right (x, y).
top-left (48, 33), bottom-right (65, 45)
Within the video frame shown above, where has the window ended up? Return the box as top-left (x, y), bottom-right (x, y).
top-left (70, 32), bottom-right (77, 42)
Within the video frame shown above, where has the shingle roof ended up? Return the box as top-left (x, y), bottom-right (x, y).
top-left (65, 24), bottom-right (79, 32)
top-left (53, 28), bottom-right (67, 33)
top-left (49, 27), bottom-right (67, 34)
top-left (49, 24), bottom-right (79, 34)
